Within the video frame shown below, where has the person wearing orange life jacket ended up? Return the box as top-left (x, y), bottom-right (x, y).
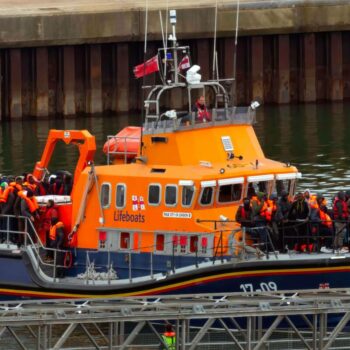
top-left (235, 198), bottom-right (254, 255)
top-left (16, 189), bottom-right (39, 245)
top-left (49, 217), bottom-right (65, 277)
top-left (266, 193), bottom-right (280, 250)
top-left (333, 191), bottom-right (349, 253)
top-left (308, 193), bottom-right (333, 253)
top-left (0, 182), bottom-right (7, 207)
top-left (23, 174), bottom-right (38, 194)
top-left (0, 182), bottom-right (9, 242)
top-left (251, 192), bottom-right (269, 251)
top-left (192, 95), bottom-right (211, 123)
top-left (1, 178), bottom-right (23, 243)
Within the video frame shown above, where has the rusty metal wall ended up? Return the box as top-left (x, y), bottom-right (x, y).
top-left (0, 32), bottom-right (348, 120)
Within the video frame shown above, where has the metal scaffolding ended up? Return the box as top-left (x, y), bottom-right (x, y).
top-left (2, 289), bottom-right (350, 349)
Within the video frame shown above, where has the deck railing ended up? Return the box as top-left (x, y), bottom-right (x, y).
top-left (0, 214), bottom-right (346, 283)
top-left (143, 106), bottom-right (256, 134)
top-left (0, 214), bottom-right (71, 281)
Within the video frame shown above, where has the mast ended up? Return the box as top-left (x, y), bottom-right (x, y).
top-left (169, 10), bottom-right (179, 84)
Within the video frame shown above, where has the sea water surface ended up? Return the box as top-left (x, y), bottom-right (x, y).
top-left (0, 102), bottom-right (349, 198)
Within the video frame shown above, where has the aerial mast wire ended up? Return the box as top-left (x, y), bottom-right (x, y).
top-left (232, 0), bottom-right (240, 104)
top-left (140, 0), bottom-right (149, 156)
top-left (212, 0), bottom-right (218, 81)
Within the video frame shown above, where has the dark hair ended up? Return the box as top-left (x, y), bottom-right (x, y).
top-left (51, 217), bottom-right (59, 225)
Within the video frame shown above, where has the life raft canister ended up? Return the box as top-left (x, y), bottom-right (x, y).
top-left (103, 126), bottom-right (141, 160)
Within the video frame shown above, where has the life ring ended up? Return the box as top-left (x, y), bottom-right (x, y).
top-left (64, 251), bottom-right (73, 268)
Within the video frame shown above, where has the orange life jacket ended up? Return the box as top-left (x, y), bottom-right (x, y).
top-left (23, 182), bottom-right (37, 192)
top-left (319, 210), bottom-right (332, 228)
top-left (49, 222), bottom-right (64, 241)
top-left (265, 199), bottom-right (277, 222)
top-left (18, 191), bottom-right (39, 214)
top-left (0, 182), bottom-right (22, 203)
top-left (251, 196), bottom-right (268, 218)
top-left (9, 182), bottom-right (23, 192)
top-left (309, 195), bottom-right (319, 210)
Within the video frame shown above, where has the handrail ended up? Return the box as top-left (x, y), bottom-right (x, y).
top-left (0, 214), bottom-right (71, 278)
top-left (0, 214), bottom-right (345, 284)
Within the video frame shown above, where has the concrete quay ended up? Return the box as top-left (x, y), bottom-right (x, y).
top-left (0, 0), bottom-right (349, 47)
top-left (0, 0), bottom-right (350, 119)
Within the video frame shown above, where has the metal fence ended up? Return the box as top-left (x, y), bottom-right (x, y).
top-left (2, 289), bottom-right (350, 349)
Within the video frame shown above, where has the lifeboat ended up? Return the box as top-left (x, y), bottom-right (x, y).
top-left (103, 126), bottom-right (141, 160)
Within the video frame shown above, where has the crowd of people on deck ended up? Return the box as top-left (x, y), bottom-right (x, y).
top-left (235, 189), bottom-right (350, 254)
top-left (0, 172), bottom-right (71, 273)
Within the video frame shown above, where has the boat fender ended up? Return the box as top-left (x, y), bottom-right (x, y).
top-left (64, 251), bottom-right (73, 268)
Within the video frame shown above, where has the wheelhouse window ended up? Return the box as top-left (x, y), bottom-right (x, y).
top-left (165, 185), bottom-right (177, 207)
top-left (247, 175), bottom-right (274, 198)
top-left (275, 179), bottom-right (292, 196)
top-left (116, 184), bottom-right (126, 209)
top-left (182, 185), bottom-right (195, 207)
top-left (120, 232), bottom-right (130, 249)
top-left (274, 173), bottom-right (299, 197)
top-left (218, 184), bottom-right (243, 203)
top-left (100, 183), bottom-right (111, 208)
top-left (148, 184), bottom-right (161, 205)
top-left (200, 187), bottom-right (214, 206)
top-left (199, 181), bottom-right (216, 206)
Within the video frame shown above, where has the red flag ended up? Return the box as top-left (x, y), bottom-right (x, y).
top-left (178, 55), bottom-right (191, 71)
top-left (133, 55), bottom-right (159, 78)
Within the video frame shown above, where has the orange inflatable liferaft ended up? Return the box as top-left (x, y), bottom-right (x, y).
top-left (103, 126), bottom-right (141, 159)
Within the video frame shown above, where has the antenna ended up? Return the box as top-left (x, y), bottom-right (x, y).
top-left (169, 10), bottom-right (179, 84)
top-left (212, 0), bottom-right (218, 80)
top-left (232, 0), bottom-right (240, 105)
top-left (140, 0), bottom-right (149, 156)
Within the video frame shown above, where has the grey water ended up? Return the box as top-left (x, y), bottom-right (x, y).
top-left (0, 102), bottom-right (350, 199)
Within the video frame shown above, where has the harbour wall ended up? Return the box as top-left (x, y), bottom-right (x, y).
top-left (1, 0), bottom-right (350, 119)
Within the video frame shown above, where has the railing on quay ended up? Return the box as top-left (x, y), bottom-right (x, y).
top-left (2, 289), bottom-right (350, 350)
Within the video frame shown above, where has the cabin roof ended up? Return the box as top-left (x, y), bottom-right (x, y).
top-left (94, 158), bottom-right (297, 181)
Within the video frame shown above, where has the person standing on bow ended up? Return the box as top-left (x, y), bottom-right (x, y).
top-left (49, 217), bottom-right (65, 277)
top-left (192, 95), bottom-right (211, 123)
